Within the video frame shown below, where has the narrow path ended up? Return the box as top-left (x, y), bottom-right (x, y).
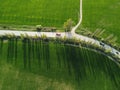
top-left (71, 0), bottom-right (82, 34)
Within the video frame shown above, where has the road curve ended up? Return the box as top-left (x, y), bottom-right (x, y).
top-left (0, 30), bottom-right (120, 61)
top-left (0, 0), bottom-right (120, 62)
top-left (71, 0), bottom-right (120, 61)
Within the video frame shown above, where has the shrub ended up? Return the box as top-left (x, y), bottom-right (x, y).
top-left (36, 25), bottom-right (42, 32)
top-left (63, 19), bottom-right (75, 32)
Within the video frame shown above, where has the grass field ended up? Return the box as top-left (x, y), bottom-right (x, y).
top-left (0, 0), bottom-right (120, 89)
top-left (0, 39), bottom-right (120, 90)
top-left (0, 0), bottom-right (79, 27)
top-left (77, 0), bottom-right (120, 43)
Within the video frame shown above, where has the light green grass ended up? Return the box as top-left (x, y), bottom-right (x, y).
top-left (0, 0), bottom-right (79, 27)
top-left (77, 0), bottom-right (120, 43)
top-left (0, 63), bottom-right (75, 90)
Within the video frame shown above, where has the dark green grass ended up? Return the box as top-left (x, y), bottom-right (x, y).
top-left (0, 39), bottom-right (120, 90)
top-left (0, 0), bottom-right (79, 27)
top-left (77, 0), bottom-right (120, 43)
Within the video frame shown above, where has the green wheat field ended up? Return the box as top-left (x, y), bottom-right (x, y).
top-left (0, 0), bottom-right (79, 27)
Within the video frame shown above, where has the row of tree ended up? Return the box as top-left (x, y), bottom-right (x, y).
top-left (79, 28), bottom-right (120, 52)
top-left (0, 33), bottom-right (119, 66)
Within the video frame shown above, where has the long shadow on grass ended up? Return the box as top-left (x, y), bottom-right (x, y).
top-left (1, 37), bottom-right (120, 89)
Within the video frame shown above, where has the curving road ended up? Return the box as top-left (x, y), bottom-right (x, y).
top-left (0, 30), bottom-right (120, 61)
top-left (0, 0), bottom-right (120, 62)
